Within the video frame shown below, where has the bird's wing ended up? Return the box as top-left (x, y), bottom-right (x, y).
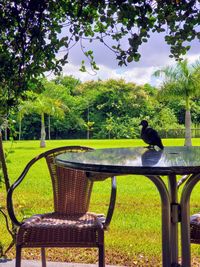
top-left (146, 128), bottom-right (161, 142)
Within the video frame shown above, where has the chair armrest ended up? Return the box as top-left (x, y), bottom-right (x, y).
top-left (7, 185), bottom-right (22, 226)
top-left (103, 176), bottom-right (117, 229)
top-left (7, 155), bottom-right (43, 227)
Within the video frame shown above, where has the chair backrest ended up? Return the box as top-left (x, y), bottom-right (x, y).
top-left (45, 146), bottom-right (94, 215)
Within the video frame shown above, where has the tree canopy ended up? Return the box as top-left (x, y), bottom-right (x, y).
top-left (56, 0), bottom-right (200, 65)
top-left (0, 0), bottom-right (199, 104)
top-left (12, 77), bottom-right (187, 140)
top-left (0, 0), bottom-right (69, 103)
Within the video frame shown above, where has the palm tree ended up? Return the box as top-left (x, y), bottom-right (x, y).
top-left (154, 59), bottom-right (200, 146)
top-left (21, 92), bottom-right (66, 147)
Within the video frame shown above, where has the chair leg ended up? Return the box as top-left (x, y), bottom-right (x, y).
top-left (41, 247), bottom-right (46, 267)
top-left (16, 245), bottom-right (22, 267)
top-left (98, 245), bottom-right (105, 267)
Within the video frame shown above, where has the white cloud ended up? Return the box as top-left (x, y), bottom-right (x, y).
top-left (186, 54), bottom-right (200, 63)
top-left (61, 63), bottom-right (158, 85)
top-left (50, 31), bottom-right (200, 86)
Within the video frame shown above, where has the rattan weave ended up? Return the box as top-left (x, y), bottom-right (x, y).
top-left (7, 146), bottom-right (117, 267)
top-left (17, 212), bottom-right (102, 246)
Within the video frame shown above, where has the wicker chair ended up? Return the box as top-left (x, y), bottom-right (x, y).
top-left (178, 176), bottom-right (200, 244)
top-left (7, 146), bottom-right (117, 267)
top-left (190, 213), bottom-right (200, 244)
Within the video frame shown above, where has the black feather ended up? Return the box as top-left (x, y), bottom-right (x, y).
top-left (139, 120), bottom-right (164, 150)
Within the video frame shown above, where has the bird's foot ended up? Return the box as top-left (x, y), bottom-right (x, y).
top-left (144, 145), bottom-right (155, 150)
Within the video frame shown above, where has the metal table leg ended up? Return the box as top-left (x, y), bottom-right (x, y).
top-left (180, 173), bottom-right (200, 267)
top-left (146, 175), bottom-right (172, 267)
top-left (168, 174), bottom-right (179, 266)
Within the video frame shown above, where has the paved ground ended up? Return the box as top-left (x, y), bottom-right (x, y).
top-left (0, 259), bottom-right (122, 267)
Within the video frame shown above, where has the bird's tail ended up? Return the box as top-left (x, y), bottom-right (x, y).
top-left (158, 142), bottom-right (164, 150)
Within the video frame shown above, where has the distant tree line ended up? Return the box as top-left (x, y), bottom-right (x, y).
top-left (2, 73), bottom-right (200, 142)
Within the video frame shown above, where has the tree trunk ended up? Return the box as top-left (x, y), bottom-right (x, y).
top-left (0, 131), bottom-right (16, 256)
top-left (19, 114), bottom-right (22, 141)
top-left (4, 127), bottom-right (7, 141)
top-left (0, 131), bottom-right (10, 192)
top-left (40, 113), bottom-right (46, 148)
top-left (48, 115), bottom-right (51, 140)
top-left (87, 128), bottom-right (89, 139)
top-left (87, 104), bottom-right (89, 139)
top-left (184, 108), bottom-right (192, 147)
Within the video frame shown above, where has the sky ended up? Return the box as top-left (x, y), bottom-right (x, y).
top-left (56, 31), bottom-right (200, 87)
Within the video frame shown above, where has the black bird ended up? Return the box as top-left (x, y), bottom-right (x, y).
top-left (139, 120), bottom-right (164, 150)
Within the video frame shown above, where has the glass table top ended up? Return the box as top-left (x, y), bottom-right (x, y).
top-left (56, 146), bottom-right (200, 175)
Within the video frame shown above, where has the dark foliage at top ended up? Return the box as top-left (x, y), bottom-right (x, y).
top-left (0, 0), bottom-right (199, 104)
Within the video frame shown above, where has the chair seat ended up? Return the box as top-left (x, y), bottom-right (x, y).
top-left (17, 212), bottom-right (104, 247)
top-left (190, 213), bottom-right (200, 244)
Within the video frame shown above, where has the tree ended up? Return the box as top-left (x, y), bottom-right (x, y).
top-left (1, 1), bottom-right (199, 100)
top-left (53, 75), bottom-right (81, 95)
top-left (21, 91), bottom-right (66, 147)
top-left (1, 0), bottom-right (199, 123)
top-left (154, 59), bottom-right (200, 146)
top-left (55, 1), bottom-right (200, 66)
top-left (42, 78), bottom-right (84, 139)
top-left (75, 79), bottom-right (152, 138)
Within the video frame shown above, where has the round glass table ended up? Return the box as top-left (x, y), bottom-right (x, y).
top-left (56, 146), bottom-right (200, 267)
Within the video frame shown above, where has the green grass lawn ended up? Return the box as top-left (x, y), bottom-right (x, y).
top-left (1, 138), bottom-right (200, 266)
